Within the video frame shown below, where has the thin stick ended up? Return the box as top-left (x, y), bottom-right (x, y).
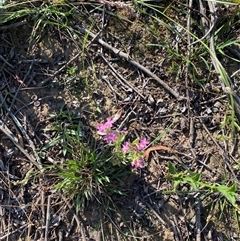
top-left (45, 195), bottom-right (51, 241)
top-left (0, 120), bottom-right (41, 169)
top-left (100, 53), bottom-right (146, 100)
top-left (186, 0), bottom-right (194, 147)
top-left (41, 190), bottom-right (46, 240)
top-left (76, 26), bottom-right (182, 100)
top-left (0, 54), bottom-right (15, 69)
top-left (200, 119), bottom-right (240, 185)
top-left (0, 19), bottom-right (27, 30)
top-left (3, 59), bottom-right (34, 123)
top-left (73, 214), bottom-right (87, 241)
top-left (37, 52), bottom-right (81, 87)
top-left (170, 219), bottom-right (180, 241)
top-left (0, 92), bottom-right (43, 170)
top-left (195, 202), bottom-right (202, 241)
top-left (0, 224), bottom-right (28, 240)
top-left (145, 202), bottom-right (166, 226)
top-left (100, 75), bottom-right (118, 102)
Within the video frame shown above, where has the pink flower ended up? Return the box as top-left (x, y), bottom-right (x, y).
top-left (96, 118), bottom-right (114, 134)
top-left (131, 158), bottom-right (144, 169)
top-left (136, 138), bottom-right (149, 151)
top-left (122, 141), bottom-right (131, 153)
top-left (104, 131), bottom-right (118, 143)
top-left (104, 118), bottom-right (114, 129)
top-left (96, 123), bottom-right (107, 134)
top-left (120, 130), bottom-right (128, 135)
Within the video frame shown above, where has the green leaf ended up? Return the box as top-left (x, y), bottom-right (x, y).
top-left (132, 138), bottom-right (140, 147)
top-left (65, 128), bottom-right (82, 136)
top-left (75, 193), bottom-right (81, 213)
top-left (41, 135), bottom-right (63, 150)
top-left (215, 183), bottom-right (237, 205)
top-left (192, 173), bottom-right (201, 183)
top-left (173, 180), bottom-right (181, 191)
top-left (168, 162), bottom-right (177, 174)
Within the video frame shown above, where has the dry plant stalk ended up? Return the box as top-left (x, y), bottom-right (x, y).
top-left (97, 0), bottom-right (137, 18)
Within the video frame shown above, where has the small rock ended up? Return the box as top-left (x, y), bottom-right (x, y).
top-left (206, 107), bottom-right (212, 114)
top-left (147, 94), bottom-right (155, 106)
top-left (34, 100), bottom-right (40, 107)
top-left (180, 105), bottom-right (187, 113)
top-left (157, 98), bottom-right (165, 107)
top-left (159, 107), bottom-right (167, 115)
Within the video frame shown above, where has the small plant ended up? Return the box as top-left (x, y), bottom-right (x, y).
top-left (41, 107), bottom-right (82, 156)
top-left (67, 66), bottom-right (78, 76)
top-left (233, 160), bottom-right (240, 170)
top-left (44, 109), bottom-right (150, 211)
top-left (54, 147), bottom-right (111, 200)
top-left (96, 117), bottom-right (149, 168)
top-left (167, 162), bottom-right (240, 212)
top-left (48, 112), bottom-right (151, 211)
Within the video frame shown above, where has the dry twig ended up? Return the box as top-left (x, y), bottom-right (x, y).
top-left (100, 53), bottom-right (146, 100)
top-left (45, 195), bottom-right (51, 241)
top-left (200, 119), bottom-right (240, 186)
top-left (195, 202), bottom-right (202, 241)
top-left (76, 26), bottom-right (183, 100)
top-left (0, 120), bottom-right (41, 169)
top-left (0, 92), bottom-right (43, 170)
top-left (144, 144), bottom-right (192, 161)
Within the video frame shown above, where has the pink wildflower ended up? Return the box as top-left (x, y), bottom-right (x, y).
top-left (104, 118), bottom-right (114, 129)
top-left (96, 118), bottom-right (114, 134)
top-left (122, 141), bottom-right (131, 153)
top-left (120, 130), bottom-right (128, 135)
top-left (131, 158), bottom-right (144, 169)
top-left (104, 131), bottom-right (118, 143)
top-left (136, 138), bottom-right (149, 151)
top-left (96, 123), bottom-right (107, 134)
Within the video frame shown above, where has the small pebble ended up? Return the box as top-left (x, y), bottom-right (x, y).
top-left (147, 95), bottom-right (155, 106)
top-left (159, 107), bottom-right (167, 115)
top-left (157, 98), bottom-right (165, 107)
top-left (34, 100), bottom-right (40, 107)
